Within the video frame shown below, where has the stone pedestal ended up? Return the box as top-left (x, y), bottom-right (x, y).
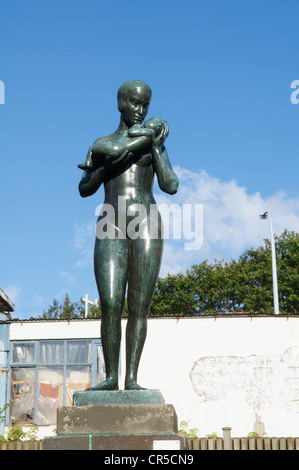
top-left (43, 390), bottom-right (188, 450)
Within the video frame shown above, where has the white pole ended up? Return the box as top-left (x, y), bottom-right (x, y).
top-left (267, 211), bottom-right (279, 315)
top-left (260, 211), bottom-right (279, 315)
top-left (82, 294), bottom-right (98, 318)
top-left (83, 294), bottom-right (89, 318)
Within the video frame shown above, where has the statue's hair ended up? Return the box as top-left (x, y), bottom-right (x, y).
top-left (117, 80), bottom-right (152, 112)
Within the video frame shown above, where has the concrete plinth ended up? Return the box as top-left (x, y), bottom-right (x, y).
top-left (57, 404), bottom-right (177, 435)
top-left (43, 433), bottom-right (188, 451)
top-left (43, 389), bottom-right (188, 450)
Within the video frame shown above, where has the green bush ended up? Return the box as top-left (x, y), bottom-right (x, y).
top-left (1, 424), bottom-right (39, 441)
top-left (6, 425), bottom-right (26, 441)
top-left (178, 420), bottom-right (199, 438)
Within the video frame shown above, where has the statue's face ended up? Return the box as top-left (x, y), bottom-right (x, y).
top-left (122, 86), bottom-right (151, 127)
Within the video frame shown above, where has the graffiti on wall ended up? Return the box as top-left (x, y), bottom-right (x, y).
top-left (190, 346), bottom-right (299, 416)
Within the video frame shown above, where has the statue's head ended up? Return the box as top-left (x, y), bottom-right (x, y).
top-left (144, 116), bottom-right (164, 135)
top-left (117, 80), bottom-right (152, 127)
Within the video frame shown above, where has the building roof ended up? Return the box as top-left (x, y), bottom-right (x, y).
top-left (0, 288), bottom-right (15, 312)
top-left (4, 312), bottom-right (299, 324)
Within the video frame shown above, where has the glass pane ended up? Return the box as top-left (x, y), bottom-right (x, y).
top-left (97, 344), bottom-right (106, 384)
top-left (12, 343), bottom-right (35, 363)
top-left (39, 342), bottom-right (64, 364)
top-left (67, 341), bottom-right (90, 364)
top-left (37, 366), bottom-right (64, 425)
top-left (66, 366), bottom-right (91, 405)
top-left (10, 368), bottom-right (35, 424)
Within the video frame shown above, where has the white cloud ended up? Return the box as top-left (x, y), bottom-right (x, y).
top-left (60, 271), bottom-right (76, 283)
top-left (73, 167), bottom-right (299, 278)
top-left (156, 167), bottom-right (299, 275)
top-left (33, 294), bottom-right (44, 306)
top-left (54, 289), bottom-right (68, 301)
top-left (3, 285), bottom-right (21, 303)
top-left (73, 220), bottom-right (95, 268)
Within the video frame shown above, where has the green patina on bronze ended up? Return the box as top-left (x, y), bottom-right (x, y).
top-left (73, 389), bottom-right (165, 406)
top-left (78, 80), bottom-right (179, 391)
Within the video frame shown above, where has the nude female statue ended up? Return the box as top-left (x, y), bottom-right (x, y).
top-left (78, 80), bottom-right (179, 390)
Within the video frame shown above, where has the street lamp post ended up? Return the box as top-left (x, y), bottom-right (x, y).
top-left (259, 211), bottom-right (279, 315)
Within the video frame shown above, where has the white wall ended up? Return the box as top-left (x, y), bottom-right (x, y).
top-left (9, 319), bottom-right (101, 340)
top-left (132, 316), bottom-right (299, 437)
top-left (9, 316), bottom-right (299, 437)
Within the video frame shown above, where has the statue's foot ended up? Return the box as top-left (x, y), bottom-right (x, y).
top-left (125, 380), bottom-right (147, 391)
top-left (85, 379), bottom-right (119, 391)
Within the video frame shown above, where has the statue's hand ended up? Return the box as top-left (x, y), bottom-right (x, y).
top-left (152, 120), bottom-right (169, 149)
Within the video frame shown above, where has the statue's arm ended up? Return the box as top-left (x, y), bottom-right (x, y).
top-left (151, 123), bottom-right (179, 195)
top-left (93, 134), bottom-right (153, 162)
top-left (78, 144), bottom-right (106, 197)
top-left (78, 133), bottom-right (154, 197)
top-left (90, 134), bottom-right (154, 175)
top-left (152, 145), bottom-right (179, 195)
top-left (78, 164), bottom-right (105, 198)
top-left (128, 126), bottom-right (154, 137)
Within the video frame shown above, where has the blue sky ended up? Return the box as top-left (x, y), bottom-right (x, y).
top-left (1, 0), bottom-right (299, 319)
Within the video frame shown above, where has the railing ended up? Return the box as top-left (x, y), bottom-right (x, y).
top-left (0, 440), bottom-right (43, 450)
top-left (1, 428), bottom-right (299, 450)
top-left (187, 427), bottom-right (299, 450)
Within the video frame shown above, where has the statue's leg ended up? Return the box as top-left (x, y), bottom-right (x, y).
top-left (88, 237), bottom-right (129, 391)
top-left (125, 236), bottom-right (163, 390)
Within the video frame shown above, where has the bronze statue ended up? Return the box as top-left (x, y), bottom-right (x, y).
top-left (78, 80), bottom-right (179, 390)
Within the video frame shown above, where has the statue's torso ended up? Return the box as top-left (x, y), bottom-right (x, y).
top-left (103, 153), bottom-right (155, 207)
top-left (101, 152), bottom-right (162, 238)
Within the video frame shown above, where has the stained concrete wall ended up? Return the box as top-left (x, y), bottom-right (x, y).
top-left (133, 316), bottom-right (299, 437)
top-left (9, 316), bottom-right (299, 437)
top-left (0, 322), bottom-right (10, 435)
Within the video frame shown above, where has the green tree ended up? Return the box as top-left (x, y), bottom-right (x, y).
top-left (150, 230), bottom-right (299, 315)
top-left (150, 271), bottom-right (196, 316)
top-left (39, 231), bottom-right (298, 319)
top-left (41, 294), bottom-right (86, 319)
top-left (276, 230), bottom-right (299, 313)
top-left (88, 301), bottom-right (102, 318)
top-left (231, 230), bottom-right (299, 313)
